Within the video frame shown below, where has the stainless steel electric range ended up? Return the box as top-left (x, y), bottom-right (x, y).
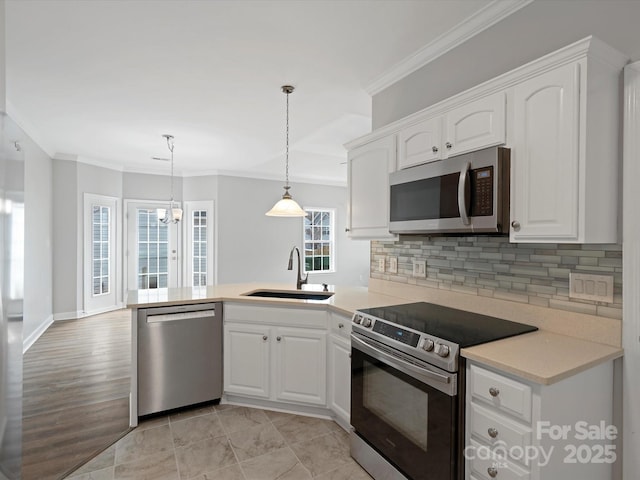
top-left (349, 302), bottom-right (538, 480)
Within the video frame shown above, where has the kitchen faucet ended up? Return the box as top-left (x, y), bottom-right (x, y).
top-left (287, 246), bottom-right (308, 290)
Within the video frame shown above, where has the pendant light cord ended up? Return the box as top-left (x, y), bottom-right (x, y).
top-left (285, 88), bottom-right (290, 189)
top-left (166, 135), bottom-right (175, 203)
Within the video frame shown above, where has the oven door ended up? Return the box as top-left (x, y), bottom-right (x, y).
top-left (351, 332), bottom-right (460, 480)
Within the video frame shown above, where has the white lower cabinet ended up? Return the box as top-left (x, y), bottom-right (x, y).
top-left (223, 322), bottom-right (271, 398)
top-left (274, 327), bottom-right (327, 405)
top-left (327, 311), bottom-right (352, 427)
top-left (223, 303), bottom-right (328, 408)
top-left (465, 361), bottom-right (615, 480)
top-left (328, 334), bottom-right (351, 426)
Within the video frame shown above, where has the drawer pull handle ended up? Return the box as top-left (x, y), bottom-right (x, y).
top-left (338, 323), bottom-right (344, 328)
top-left (262, 335), bottom-right (268, 341)
top-left (488, 427), bottom-right (499, 438)
top-left (487, 467), bottom-right (498, 478)
top-left (489, 387), bottom-right (500, 397)
top-left (277, 336), bottom-right (282, 342)
top-left (446, 141), bottom-right (453, 149)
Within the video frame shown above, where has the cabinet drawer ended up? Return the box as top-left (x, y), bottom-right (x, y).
top-left (329, 312), bottom-right (352, 338)
top-left (469, 403), bottom-right (532, 467)
top-left (469, 364), bottom-right (532, 423)
top-left (468, 439), bottom-right (530, 480)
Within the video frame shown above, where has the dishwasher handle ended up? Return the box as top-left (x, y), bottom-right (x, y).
top-left (146, 310), bottom-right (216, 323)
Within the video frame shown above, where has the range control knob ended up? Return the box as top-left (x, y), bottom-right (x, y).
top-left (362, 318), bottom-right (372, 328)
top-left (353, 315), bottom-right (362, 325)
top-left (435, 343), bottom-right (450, 358)
top-left (422, 339), bottom-right (435, 352)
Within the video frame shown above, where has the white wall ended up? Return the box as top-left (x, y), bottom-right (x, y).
top-left (216, 175), bottom-right (369, 287)
top-left (52, 161), bottom-right (124, 319)
top-left (23, 132), bottom-right (53, 348)
top-left (52, 159), bottom-right (78, 318)
top-left (123, 171), bottom-right (182, 202)
top-left (372, 0), bottom-right (640, 129)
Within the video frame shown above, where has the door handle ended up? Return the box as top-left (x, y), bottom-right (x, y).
top-left (458, 161), bottom-right (471, 226)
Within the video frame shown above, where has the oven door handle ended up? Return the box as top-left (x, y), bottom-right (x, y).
top-left (351, 334), bottom-right (457, 396)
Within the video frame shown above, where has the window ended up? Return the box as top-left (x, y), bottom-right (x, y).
top-left (192, 210), bottom-right (208, 286)
top-left (303, 208), bottom-right (335, 273)
top-left (137, 209), bottom-right (169, 289)
top-left (92, 205), bottom-right (110, 295)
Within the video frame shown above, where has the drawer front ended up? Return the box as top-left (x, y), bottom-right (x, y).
top-left (469, 364), bottom-right (532, 423)
top-left (329, 312), bottom-right (352, 338)
top-left (469, 403), bottom-right (532, 467)
top-left (468, 439), bottom-right (530, 480)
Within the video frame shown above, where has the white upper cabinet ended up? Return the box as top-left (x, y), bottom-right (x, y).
top-left (511, 63), bottom-right (580, 242)
top-left (397, 93), bottom-right (506, 170)
top-left (346, 135), bottom-right (398, 240)
top-left (443, 92), bottom-right (506, 159)
top-left (397, 116), bottom-right (442, 169)
top-left (510, 38), bottom-right (627, 243)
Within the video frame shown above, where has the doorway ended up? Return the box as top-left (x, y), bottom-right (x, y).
top-left (125, 201), bottom-right (181, 292)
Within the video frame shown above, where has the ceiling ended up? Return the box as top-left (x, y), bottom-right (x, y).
top-left (5, 0), bottom-right (517, 184)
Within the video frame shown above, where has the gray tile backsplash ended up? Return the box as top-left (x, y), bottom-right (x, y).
top-left (371, 237), bottom-right (622, 319)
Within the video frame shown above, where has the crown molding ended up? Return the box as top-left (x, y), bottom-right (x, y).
top-left (365, 0), bottom-right (534, 96)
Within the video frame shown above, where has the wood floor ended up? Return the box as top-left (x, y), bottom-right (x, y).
top-left (22, 309), bottom-right (132, 480)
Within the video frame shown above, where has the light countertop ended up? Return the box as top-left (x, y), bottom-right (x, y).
top-left (126, 282), bottom-right (623, 385)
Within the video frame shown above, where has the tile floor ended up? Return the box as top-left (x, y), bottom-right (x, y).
top-left (65, 403), bottom-right (373, 480)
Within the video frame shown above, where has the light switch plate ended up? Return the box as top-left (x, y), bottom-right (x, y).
top-left (412, 259), bottom-right (426, 278)
top-left (388, 256), bottom-right (398, 274)
top-left (569, 273), bottom-right (614, 303)
top-left (378, 258), bottom-right (385, 273)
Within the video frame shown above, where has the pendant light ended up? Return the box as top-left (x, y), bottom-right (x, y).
top-left (156, 134), bottom-right (183, 224)
top-left (266, 85), bottom-right (306, 217)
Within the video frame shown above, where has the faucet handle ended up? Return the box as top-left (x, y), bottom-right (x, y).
top-left (322, 283), bottom-right (328, 292)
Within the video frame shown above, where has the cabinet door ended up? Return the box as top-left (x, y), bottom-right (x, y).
top-left (347, 135), bottom-right (398, 239)
top-left (274, 327), bottom-right (327, 405)
top-left (444, 92), bottom-right (506, 158)
top-left (328, 335), bottom-right (351, 425)
top-left (397, 116), bottom-right (442, 169)
top-left (223, 323), bottom-right (271, 398)
top-left (511, 63), bottom-right (580, 242)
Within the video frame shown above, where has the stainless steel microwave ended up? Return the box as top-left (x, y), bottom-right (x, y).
top-left (389, 146), bottom-right (510, 234)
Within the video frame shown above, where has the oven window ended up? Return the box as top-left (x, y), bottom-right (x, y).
top-left (363, 360), bottom-right (428, 451)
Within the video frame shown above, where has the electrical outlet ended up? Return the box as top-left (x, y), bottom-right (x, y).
top-left (388, 256), bottom-right (398, 274)
top-left (378, 258), bottom-right (385, 273)
top-left (412, 259), bottom-right (427, 278)
top-left (569, 273), bottom-right (614, 303)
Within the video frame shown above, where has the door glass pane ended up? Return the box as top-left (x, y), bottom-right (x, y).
top-left (91, 205), bottom-right (110, 296)
top-left (192, 209), bottom-right (207, 286)
top-left (137, 208), bottom-right (169, 289)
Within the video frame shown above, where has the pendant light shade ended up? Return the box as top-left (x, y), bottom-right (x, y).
top-left (156, 134), bottom-right (183, 224)
top-left (266, 85), bottom-right (306, 217)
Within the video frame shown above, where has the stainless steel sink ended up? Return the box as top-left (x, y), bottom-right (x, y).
top-left (242, 289), bottom-right (335, 301)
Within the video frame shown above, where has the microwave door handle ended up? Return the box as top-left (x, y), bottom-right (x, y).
top-left (458, 161), bottom-right (471, 225)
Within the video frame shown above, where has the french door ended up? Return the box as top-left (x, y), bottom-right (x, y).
top-left (83, 194), bottom-right (120, 314)
top-left (126, 201), bottom-right (180, 291)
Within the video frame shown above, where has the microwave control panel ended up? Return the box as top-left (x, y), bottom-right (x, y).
top-left (471, 166), bottom-right (493, 216)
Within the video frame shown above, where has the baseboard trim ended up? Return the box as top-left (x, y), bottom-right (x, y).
top-left (53, 304), bottom-right (126, 322)
top-left (23, 315), bottom-right (54, 353)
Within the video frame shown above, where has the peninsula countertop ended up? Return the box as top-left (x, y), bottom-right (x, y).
top-left (126, 282), bottom-right (623, 385)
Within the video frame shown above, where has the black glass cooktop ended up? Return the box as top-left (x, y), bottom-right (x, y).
top-left (357, 302), bottom-right (537, 348)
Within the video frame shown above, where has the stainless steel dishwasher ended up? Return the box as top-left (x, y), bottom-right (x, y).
top-left (137, 302), bottom-right (222, 416)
